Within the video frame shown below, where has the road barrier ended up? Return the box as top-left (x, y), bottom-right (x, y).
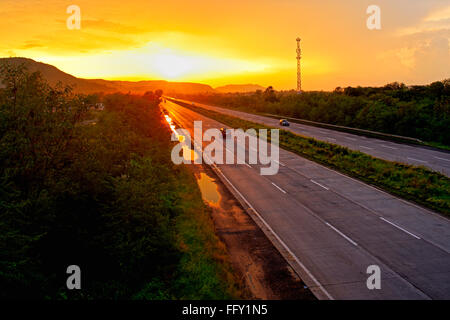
top-left (263, 113), bottom-right (423, 145)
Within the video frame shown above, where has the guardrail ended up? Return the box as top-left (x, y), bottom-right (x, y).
top-left (263, 113), bottom-right (424, 145)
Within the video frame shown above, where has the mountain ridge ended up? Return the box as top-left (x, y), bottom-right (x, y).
top-left (0, 57), bottom-right (265, 94)
top-left (0, 57), bottom-right (215, 94)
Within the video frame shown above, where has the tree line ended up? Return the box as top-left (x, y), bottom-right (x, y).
top-left (175, 80), bottom-right (450, 147)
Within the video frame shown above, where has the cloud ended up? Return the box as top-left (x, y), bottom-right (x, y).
top-left (425, 5), bottom-right (450, 22)
top-left (83, 20), bottom-right (147, 34)
top-left (382, 4), bottom-right (450, 82)
top-left (412, 34), bottom-right (450, 79)
top-left (395, 47), bottom-right (416, 69)
top-left (19, 41), bottom-right (44, 50)
top-left (396, 20), bottom-right (450, 37)
top-left (379, 29), bottom-right (450, 83)
top-left (54, 19), bottom-right (148, 35)
top-left (11, 28), bottom-right (146, 55)
top-left (396, 4), bottom-right (450, 36)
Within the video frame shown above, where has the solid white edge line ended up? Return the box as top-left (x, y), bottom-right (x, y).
top-left (381, 144), bottom-right (398, 150)
top-left (379, 217), bottom-right (421, 240)
top-left (271, 182), bottom-right (287, 194)
top-left (434, 156), bottom-right (450, 162)
top-left (310, 179), bottom-right (329, 190)
top-left (407, 157), bottom-right (427, 163)
top-left (325, 223), bottom-right (358, 246)
top-left (274, 159), bottom-right (285, 167)
top-left (212, 165), bottom-right (334, 300)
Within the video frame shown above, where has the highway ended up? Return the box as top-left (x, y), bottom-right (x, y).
top-left (169, 98), bottom-right (450, 177)
top-left (162, 99), bottom-right (450, 300)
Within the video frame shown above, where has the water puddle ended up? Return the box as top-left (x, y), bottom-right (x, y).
top-left (180, 136), bottom-right (200, 162)
top-left (163, 110), bottom-right (219, 205)
top-left (163, 113), bottom-right (199, 161)
top-left (196, 172), bottom-right (221, 206)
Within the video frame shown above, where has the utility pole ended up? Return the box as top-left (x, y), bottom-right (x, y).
top-left (296, 37), bottom-right (302, 93)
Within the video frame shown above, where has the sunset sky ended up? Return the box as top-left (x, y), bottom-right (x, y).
top-left (1, 0), bottom-right (449, 90)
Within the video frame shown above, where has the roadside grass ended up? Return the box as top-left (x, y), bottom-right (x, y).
top-left (171, 166), bottom-right (242, 299)
top-left (426, 141), bottom-right (450, 152)
top-left (131, 159), bottom-right (242, 300)
top-left (169, 99), bottom-right (450, 216)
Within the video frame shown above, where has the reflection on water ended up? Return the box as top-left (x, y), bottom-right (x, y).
top-left (164, 112), bottom-right (199, 161)
top-left (196, 172), bottom-right (221, 206)
top-left (182, 145), bottom-right (199, 161)
top-left (163, 110), bottom-right (219, 205)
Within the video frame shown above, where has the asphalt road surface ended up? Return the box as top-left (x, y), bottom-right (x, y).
top-left (162, 99), bottom-right (450, 300)
top-left (169, 98), bottom-right (450, 177)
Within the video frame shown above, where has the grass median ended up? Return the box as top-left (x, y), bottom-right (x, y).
top-left (168, 98), bottom-right (450, 216)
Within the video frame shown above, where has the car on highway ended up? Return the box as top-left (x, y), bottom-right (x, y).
top-left (279, 119), bottom-right (290, 126)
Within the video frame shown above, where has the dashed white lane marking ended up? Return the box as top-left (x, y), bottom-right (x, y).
top-left (360, 145), bottom-right (373, 150)
top-left (434, 156), bottom-right (450, 162)
top-left (381, 144), bottom-right (398, 150)
top-left (271, 182), bottom-right (287, 194)
top-left (310, 179), bottom-right (329, 190)
top-left (326, 137), bottom-right (336, 141)
top-left (325, 223), bottom-right (358, 246)
top-left (345, 137), bottom-right (357, 141)
top-left (210, 167), bottom-right (334, 300)
top-left (379, 217), bottom-right (421, 240)
top-left (407, 157), bottom-right (427, 163)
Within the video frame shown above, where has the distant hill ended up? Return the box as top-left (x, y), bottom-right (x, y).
top-left (89, 79), bottom-right (215, 94)
top-left (0, 57), bottom-right (215, 94)
top-left (0, 57), bottom-right (114, 93)
top-left (215, 84), bottom-right (265, 93)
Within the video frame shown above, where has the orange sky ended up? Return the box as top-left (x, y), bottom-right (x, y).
top-left (1, 0), bottom-right (449, 90)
